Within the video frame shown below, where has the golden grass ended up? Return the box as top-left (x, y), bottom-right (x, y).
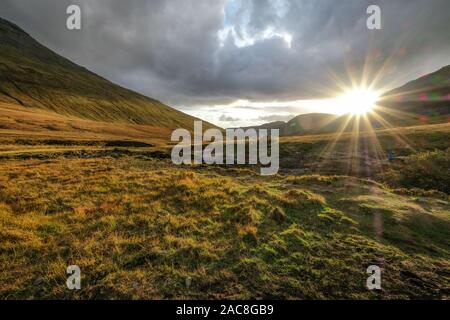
top-left (0, 156), bottom-right (448, 299)
top-left (0, 102), bottom-right (174, 146)
top-left (0, 100), bottom-right (448, 299)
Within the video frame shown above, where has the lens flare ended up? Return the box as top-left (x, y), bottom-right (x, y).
top-left (338, 88), bottom-right (379, 115)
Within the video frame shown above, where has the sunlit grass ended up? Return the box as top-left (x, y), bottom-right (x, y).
top-left (0, 155), bottom-right (449, 299)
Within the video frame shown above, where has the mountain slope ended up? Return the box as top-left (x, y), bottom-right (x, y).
top-left (0, 17), bottom-right (213, 130)
top-left (242, 113), bottom-right (339, 135)
top-left (283, 113), bottom-right (339, 135)
top-left (380, 65), bottom-right (450, 116)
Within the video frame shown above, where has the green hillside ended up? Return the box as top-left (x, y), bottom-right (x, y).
top-left (242, 113), bottom-right (339, 136)
top-left (284, 113), bottom-right (338, 135)
top-left (0, 17), bottom-right (213, 130)
top-left (381, 65), bottom-right (450, 117)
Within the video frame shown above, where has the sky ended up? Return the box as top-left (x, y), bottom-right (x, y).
top-left (1, 0), bottom-right (449, 127)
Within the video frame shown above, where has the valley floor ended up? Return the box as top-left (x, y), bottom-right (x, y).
top-left (0, 155), bottom-right (448, 299)
top-left (0, 104), bottom-right (449, 299)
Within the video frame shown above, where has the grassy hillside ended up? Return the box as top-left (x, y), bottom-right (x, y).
top-left (381, 65), bottom-right (450, 117)
top-left (0, 17), bottom-right (213, 130)
top-left (242, 113), bottom-right (339, 136)
top-left (283, 113), bottom-right (338, 135)
top-left (0, 102), bottom-right (174, 146)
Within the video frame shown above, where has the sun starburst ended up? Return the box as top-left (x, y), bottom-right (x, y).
top-left (338, 88), bottom-right (380, 115)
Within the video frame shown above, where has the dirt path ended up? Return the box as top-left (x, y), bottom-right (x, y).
top-left (372, 210), bottom-right (383, 241)
top-left (369, 186), bottom-right (384, 241)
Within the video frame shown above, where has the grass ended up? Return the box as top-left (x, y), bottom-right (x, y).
top-left (278, 121), bottom-right (450, 177)
top-left (0, 77), bottom-right (448, 299)
top-left (382, 148), bottom-right (450, 193)
top-left (0, 156), bottom-right (448, 299)
top-left (0, 102), bottom-right (175, 146)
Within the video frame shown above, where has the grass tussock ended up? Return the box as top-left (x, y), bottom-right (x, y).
top-left (0, 156), bottom-right (448, 299)
top-left (383, 149), bottom-right (450, 194)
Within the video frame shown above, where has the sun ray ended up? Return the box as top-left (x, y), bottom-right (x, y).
top-left (317, 114), bottom-right (354, 173)
top-left (369, 109), bottom-right (417, 153)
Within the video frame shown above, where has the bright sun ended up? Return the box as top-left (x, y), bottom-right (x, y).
top-left (338, 88), bottom-right (379, 115)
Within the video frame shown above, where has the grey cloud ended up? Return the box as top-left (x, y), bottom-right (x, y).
top-left (0, 0), bottom-right (449, 109)
top-left (219, 114), bottom-right (240, 122)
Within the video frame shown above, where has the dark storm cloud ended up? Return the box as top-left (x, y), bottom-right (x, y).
top-left (1, 0), bottom-right (449, 109)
